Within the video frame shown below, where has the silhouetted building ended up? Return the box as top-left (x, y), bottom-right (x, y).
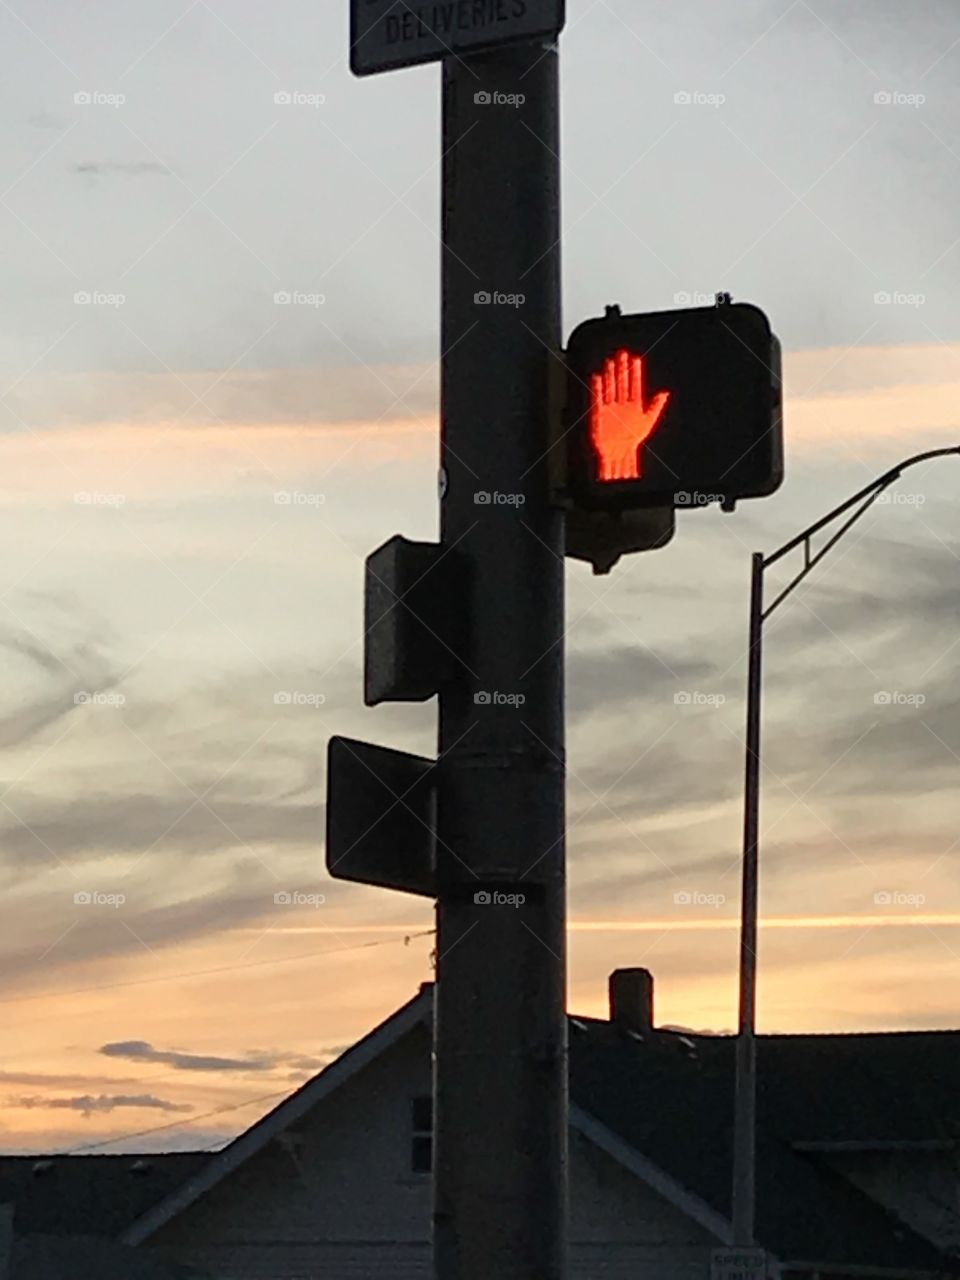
top-left (3, 971), bottom-right (959, 1279)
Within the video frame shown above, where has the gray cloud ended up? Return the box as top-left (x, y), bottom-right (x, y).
top-left (0, 1070), bottom-right (144, 1087)
top-left (99, 1040), bottom-right (335, 1075)
top-left (0, 789), bottom-right (322, 867)
top-left (101, 1041), bottom-right (270, 1072)
top-left (26, 112), bottom-right (64, 130)
top-left (75, 161), bottom-right (170, 176)
top-left (15, 1094), bottom-right (193, 1116)
top-left (566, 646), bottom-right (722, 723)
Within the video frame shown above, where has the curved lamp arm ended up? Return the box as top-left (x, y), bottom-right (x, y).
top-left (762, 446), bottom-right (960, 621)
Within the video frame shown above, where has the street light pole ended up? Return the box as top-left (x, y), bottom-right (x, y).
top-left (732, 552), bottom-right (763, 1245)
top-left (730, 446), bottom-right (960, 1247)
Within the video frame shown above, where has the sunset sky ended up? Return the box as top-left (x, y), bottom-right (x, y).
top-left (2, 0), bottom-right (960, 1153)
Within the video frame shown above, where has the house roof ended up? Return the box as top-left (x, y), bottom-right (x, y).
top-left (0, 1153), bottom-right (211, 1239)
top-left (122, 986), bottom-right (431, 1246)
top-left (754, 1028), bottom-right (960, 1146)
top-left (119, 988), bottom-right (960, 1274)
top-left (569, 1018), bottom-right (959, 1274)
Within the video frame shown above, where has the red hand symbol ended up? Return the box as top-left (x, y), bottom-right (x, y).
top-left (589, 349), bottom-right (670, 482)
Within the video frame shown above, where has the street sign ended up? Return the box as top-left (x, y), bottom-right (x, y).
top-left (561, 301), bottom-right (783, 512)
top-left (365, 535), bottom-right (465, 705)
top-left (711, 1249), bottom-right (778, 1280)
top-left (326, 736), bottom-right (436, 897)
top-left (351, 0), bottom-right (566, 76)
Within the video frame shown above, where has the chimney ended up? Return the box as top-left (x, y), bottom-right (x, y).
top-left (609, 968), bottom-right (654, 1034)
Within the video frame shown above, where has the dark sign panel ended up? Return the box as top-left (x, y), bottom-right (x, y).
top-left (563, 302), bottom-right (783, 511)
top-left (351, 0), bottom-right (566, 76)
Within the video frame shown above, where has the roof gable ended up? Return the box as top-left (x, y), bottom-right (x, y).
top-left (121, 991), bottom-right (960, 1274)
top-left (121, 986), bottom-right (431, 1246)
top-left (568, 1019), bottom-right (960, 1274)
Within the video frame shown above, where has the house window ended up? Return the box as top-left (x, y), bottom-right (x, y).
top-left (411, 1094), bottom-right (432, 1173)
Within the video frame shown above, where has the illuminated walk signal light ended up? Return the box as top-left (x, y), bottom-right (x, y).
top-left (561, 301), bottom-right (783, 511)
top-left (588, 349), bottom-right (670, 482)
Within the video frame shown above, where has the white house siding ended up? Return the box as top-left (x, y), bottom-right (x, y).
top-left (169, 1243), bottom-right (711, 1280)
top-left (149, 1023), bottom-right (716, 1280)
top-left (822, 1150), bottom-right (960, 1254)
top-left (152, 1242), bottom-right (432, 1278)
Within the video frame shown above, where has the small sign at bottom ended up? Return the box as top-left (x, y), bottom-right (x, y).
top-left (711, 1248), bottom-right (777, 1280)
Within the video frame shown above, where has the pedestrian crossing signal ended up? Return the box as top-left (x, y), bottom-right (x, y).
top-left (589, 349), bottom-right (671, 482)
top-left (561, 301), bottom-right (783, 511)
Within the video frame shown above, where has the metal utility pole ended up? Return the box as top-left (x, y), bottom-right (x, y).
top-left (732, 552), bottom-right (763, 1245)
top-left (730, 447), bottom-right (960, 1247)
top-left (433, 44), bottom-right (567, 1280)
